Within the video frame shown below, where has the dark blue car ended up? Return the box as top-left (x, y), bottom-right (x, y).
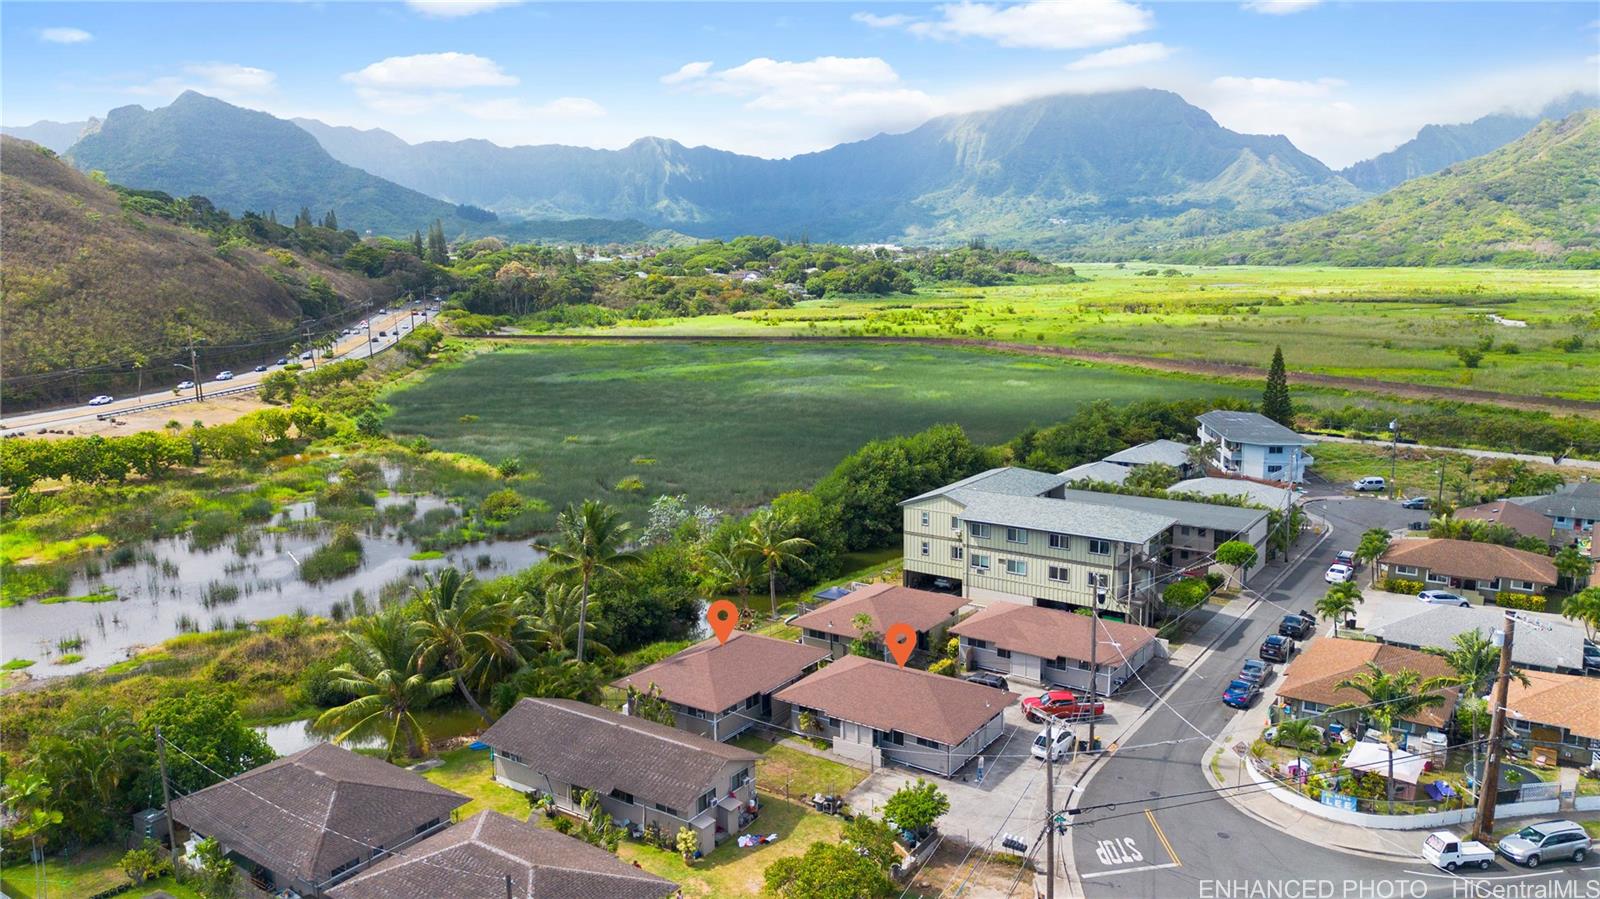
top-left (1222, 679), bottom-right (1259, 709)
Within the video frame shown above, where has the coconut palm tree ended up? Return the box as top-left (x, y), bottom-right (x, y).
top-left (1425, 628), bottom-right (1528, 697)
top-left (737, 508), bottom-right (813, 618)
top-left (1561, 587), bottom-right (1600, 641)
top-left (1272, 718), bottom-right (1320, 751)
top-left (1316, 580), bottom-right (1364, 637)
top-left (702, 546), bottom-right (761, 612)
top-left (1355, 528), bottom-right (1391, 585)
top-left (1332, 663), bottom-right (1448, 809)
top-left (542, 501), bottom-right (637, 664)
top-left (316, 608), bottom-right (454, 761)
top-left (409, 567), bottom-right (524, 724)
top-left (525, 582), bottom-right (612, 659)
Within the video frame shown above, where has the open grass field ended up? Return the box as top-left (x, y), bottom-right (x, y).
top-left (579, 264), bottom-right (1600, 401)
top-left (383, 340), bottom-right (1254, 525)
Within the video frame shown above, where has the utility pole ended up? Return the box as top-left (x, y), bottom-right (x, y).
top-left (1045, 734), bottom-right (1055, 899)
top-left (156, 726), bottom-right (180, 875)
top-left (303, 322), bottom-right (318, 371)
top-left (1087, 601), bottom-right (1099, 753)
top-left (1473, 611), bottom-right (1516, 842)
top-left (1388, 419), bottom-right (1399, 501)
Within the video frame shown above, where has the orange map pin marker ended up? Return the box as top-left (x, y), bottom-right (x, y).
top-left (885, 623), bottom-right (916, 668)
top-left (707, 599), bottom-right (739, 645)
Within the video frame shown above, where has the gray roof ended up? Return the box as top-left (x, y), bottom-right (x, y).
top-left (1103, 439), bottom-right (1193, 468)
top-left (1057, 488), bottom-right (1270, 534)
top-left (1365, 605), bottom-right (1587, 673)
top-left (168, 743), bottom-right (468, 887)
top-left (1513, 482), bottom-right (1600, 521)
top-left (1171, 477), bottom-right (1297, 511)
top-left (1060, 461), bottom-right (1132, 485)
top-left (327, 811), bottom-right (677, 899)
top-left (959, 491), bottom-right (1175, 544)
top-left (480, 698), bottom-right (757, 814)
top-left (902, 467), bottom-right (1068, 505)
top-left (1196, 410), bottom-right (1312, 446)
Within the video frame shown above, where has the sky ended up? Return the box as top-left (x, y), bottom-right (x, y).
top-left (2, 1), bottom-right (1596, 168)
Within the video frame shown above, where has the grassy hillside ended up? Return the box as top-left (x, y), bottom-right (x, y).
top-left (1164, 111), bottom-right (1600, 267)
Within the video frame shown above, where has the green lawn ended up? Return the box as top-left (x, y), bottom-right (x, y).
top-left (1308, 441), bottom-right (1568, 501)
top-left (422, 746), bottom-right (532, 819)
top-left (384, 340), bottom-right (1253, 527)
top-left (732, 733), bottom-right (869, 799)
top-left (0, 845), bottom-right (202, 899)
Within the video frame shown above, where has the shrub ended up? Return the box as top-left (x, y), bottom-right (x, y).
top-left (614, 475), bottom-right (645, 492)
top-left (927, 657), bottom-right (957, 677)
top-left (1494, 592), bottom-right (1546, 612)
top-left (481, 488), bottom-right (524, 521)
top-left (299, 524), bottom-right (364, 583)
top-left (1382, 578), bottom-right (1423, 594)
top-left (496, 456), bottom-right (522, 478)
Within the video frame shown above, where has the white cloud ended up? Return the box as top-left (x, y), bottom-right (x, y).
top-left (39, 27), bottom-right (92, 44)
top-left (343, 52), bottom-right (517, 90)
top-left (852, 12), bottom-right (914, 28)
top-left (404, 0), bottom-right (520, 18)
top-left (1066, 42), bottom-right (1172, 71)
top-left (660, 61), bottom-right (713, 85)
top-left (1210, 75), bottom-right (1345, 98)
top-left (126, 63), bottom-right (277, 102)
top-left (907, 0), bottom-right (1153, 50)
top-left (1241, 0), bottom-right (1321, 14)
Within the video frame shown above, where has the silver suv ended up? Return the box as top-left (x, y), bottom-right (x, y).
top-left (1496, 820), bottom-right (1590, 867)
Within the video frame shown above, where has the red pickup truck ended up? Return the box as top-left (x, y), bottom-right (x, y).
top-left (1022, 690), bottom-right (1105, 723)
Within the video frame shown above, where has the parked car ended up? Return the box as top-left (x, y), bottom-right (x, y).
top-left (1334, 550), bottom-right (1357, 566)
top-left (1279, 613), bottom-right (1314, 639)
top-left (964, 672), bottom-right (1010, 691)
top-left (1022, 690), bottom-right (1105, 723)
top-left (1260, 635), bottom-right (1296, 663)
top-left (1239, 659), bottom-right (1272, 686)
top-left (253, 364), bottom-right (267, 372)
top-left (1401, 496), bottom-right (1431, 510)
top-left (87, 395), bottom-right (114, 406)
top-left (1423, 831), bottom-right (1494, 871)
top-left (1031, 725), bottom-right (1074, 762)
top-left (1583, 641), bottom-right (1599, 671)
top-left (1496, 820), bottom-right (1591, 867)
top-left (176, 380), bottom-right (195, 391)
top-left (1221, 679), bottom-right (1259, 709)
top-left (1418, 590), bottom-right (1470, 608)
top-left (1352, 476), bottom-right (1387, 492)
top-left (214, 370), bottom-right (234, 381)
top-left (1324, 563), bottom-right (1355, 584)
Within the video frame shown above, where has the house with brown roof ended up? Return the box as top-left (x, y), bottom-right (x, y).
top-left (790, 582), bottom-right (964, 664)
top-left (1503, 670), bottom-right (1600, 765)
top-left (950, 603), bottom-right (1165, 695)
top-left (326, 811), bottom-right (677, 899)
top-left (1452, 501), bottom-right (1554, 545)
top-left (1377, 538), bottom-right (1557, 604)
top-left (610, 632), bottom-right (829, 742)
top-left (773, 655), bottom-right (1016, 776)
top-left (481, 698), bottom-right (759, 857)
top-left (1275, 638), bottom-right (1459, 743)
top-left (169, 743), bottom-right (468, 897)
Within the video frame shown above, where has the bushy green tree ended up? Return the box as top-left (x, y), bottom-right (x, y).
top-left (139, 691), bottom-right (275, 796)
top-left (813, 423), bottom-right (993, 550)
top-left (1261, 346), bottom-right (1294, 425)
top-left (764, 841), bottom-right (896, 898)
top-left (882, 778), bottom-right (949, 835)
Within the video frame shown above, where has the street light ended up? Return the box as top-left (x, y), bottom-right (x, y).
top-left (1388, 419), bottom-right (1400, 500)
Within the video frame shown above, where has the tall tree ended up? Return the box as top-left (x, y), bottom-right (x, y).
top-left (1554, 545), bottom-right (1592, 590)
top-left (1261, 346), bottom-right (1294, 426)
top-left (1331, 663), bottom-right (1448, 808)
top-left (317, 607), bottom-right (455, 760)
top-left (411, 229), bottom-right (425, 258)
top-left (426, 219), bottom-right (449, 264)
top-left (1316, 580), bottom-right (1363, 637)
top-left (1561, 587), bottom-right (1600, 640)
top-left (1426, 628), bottom-right (1528, 697)
top-left (408, 567), bottom-right (524, 724)
top-left (737, 508), bottom-right (814, 618)
top-left (1355, 528), bottom-right (1392, 585)
top-left (543, 500), bottom-right (638, 664)
top-left (322, 209), bottom-right (338, 230)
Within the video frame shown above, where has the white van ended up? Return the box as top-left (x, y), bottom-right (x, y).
top-left (1352, 476), bottom-right (1387, 492)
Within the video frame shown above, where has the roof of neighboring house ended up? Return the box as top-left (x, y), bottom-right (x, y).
top-left (1514, 481), bottom-right (1600, 522)
top-left (902, 467), bottom-right (1068, 505)
top-left (1103, 439), bottom-right (1193, 468)
top-left (1343, 742), bottom-right (1428, 785)
top-left (1452, 501), bottom-right (1554, 542)
top-left (1196, 410), bottom-right (1312, 446)
top-left (168, 743), bottom-right (468, 886)
top-left (950, 604), bottom-right (1159, 665)
top-left (480, 699), bottom-right (757, 815)
top-left (958, 491), bottom-right (1175, 544)
top-left (1504, 670), bottom-right (1600, 740)
top-left (610, 632), bottom-right (829, 714)
top-left (1380, 538), bottom-right (1557, 586)
top-left (1059, 461), bottom-right (1133, 485)
top-left (326, 811), bottom-right (677, 899)
top-left (1364, 604), bottom-right (1588, 672)
top-left (1276, 638), bottom-right (1458, 730)
top-left (1171, 477), bottom-right (1297, 511)
top-left (1057, 488), bottom-right (1270, 534)
top-left (774, 655), bottom-right (1016, 747)
top-left (789, 583), bottom-right (963, 639)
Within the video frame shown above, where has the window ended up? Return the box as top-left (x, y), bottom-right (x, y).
top-left (952, 516), bottom-right (961, 531)
top-left (920, 511), bottom-right (930, 527)
top-left (880, 730), bottom-right (905, 746)
top-left (570, 784), bottom-right (587, 803)
top-left (920, 540), bottom-right (930, 557)
top-left (696, 789), bottom-right (717, 814)
top-left (1043, 656), bottom-right (1067, 671)
top-left (1180, 526), bottom-right (1191, 537)
top-left (1048, 533), bottom-right (1070, 550)
top-left (969, 522), bottom-right (991, 539)
top-left (966, 638), bottom-right (989, 650)
top-left (414, 818), bottom-right (441, 836)
top-left (1088, 539), bottom-right (1111, 555)
top-left (330, 857), bottom-right (364, 879)
top-left (496, 749), bottom-right (525, 765)
top-left (1048, 565), bottom-right (1070, 583)
top-left (1427, 572), bottom-right (1449, 584)
top-left (914, 736), bottom-right (940, 749)
top-left (731, 768), bottom-right (751, 791)
top-left (950, 545), bottom-right (964, 562)
top-left (1004, 559), bottom-right (1027, 577)
top-left (610, 789), bottom-right (636, 805)
top-left (1005, 527), bottom-right (1027, 544)
top-left (744, 694), bottom-right (760, 709)
top-left (971, 554), bottom-right (990, 572)
top-left (996, 648), bottom-right (1011, 659)
top-left (1508, 580), bottom-right (1535, 592)
top-left (654, 802), bottom-right (680, 816)
top-left (1268, 446), bottom-right (1284, 455)
top-left (1395, 565), bottom-right (1418, 576)
top-left (1089, 572), bottom-right (1109, 589)
top-left (1196, 528), bottom-right (1207, 538)
top-left (1266, 465), bottom-right (1283, 475)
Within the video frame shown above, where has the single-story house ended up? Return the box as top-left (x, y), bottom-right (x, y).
top-left (1513, 481), bottom-right (1600, 534)
top-left (790, 582), bottom-right (964, 663)
top-left (1377, 538), bottom-right (1557, 603)
top-left (326, 810), bottom-right (677, 899)
top-left (1364, 604), bottom-right (1588, 674)
top-left (774, 655), bottom-right (1016, 777)
top-left (1102, 439), bottom-right (1195, 477)
top-left (169, 743), bottom-right (467, 897)
top-left (949, 603), bottom-right (1165, 695)
top-left (1341, 741), bottom-right (1429, 802)
top-left (1503, 670), bottom-right (1600, 765)
top-left (610, 632), bottom-right (829, 742)
top-left (1059, 460), bottom-right (1133, 485)
top-left (1276, 638), bottom-right (1459, 741)
top-left (1452, 501), bottom-right (1554, 545)
top-left (481, 698), bottom-right (759, 856)
top-left (1170, 477), bottom-right (1298, 512)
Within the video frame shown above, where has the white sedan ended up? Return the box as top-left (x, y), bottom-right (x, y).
top-left (87, 394), bottom-right (114, 406)
top-left (214, 370), bottom-right (234, 381)
top-left (1418, 590), bottom-right (1470, 608)
top-left (1324, 563), bottom-right (1355, 584)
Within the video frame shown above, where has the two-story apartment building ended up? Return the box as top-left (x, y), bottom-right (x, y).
top-left (1195, 410), bottom-right (1314, 483)
top-left (1513, 481), bottom-right (1600, 535)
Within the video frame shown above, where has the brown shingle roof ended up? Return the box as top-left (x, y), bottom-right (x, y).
top-left (1276, 638), bottom-right (1459, 730)
top-left (610, 632), bottom-right (828, 714)
top-left (1452, 502), bottom-right (1554, 543)
top-left (773, 655), bottom-right (1016, 747)
top-left (326, 811), bottom-right (677, 899)
top-left (1380, 538), bottom-right (1557, 586)
top-left (168, 743), bottom-right (468, 886)
top-left (1504, 669), bottom-right (1600, 740)
top-left (789, 583), bottom-right (964, 639)
top-left (950, 604), bottom-right (1158, 664)
top-left (480, 699), bottom-right (757, 814)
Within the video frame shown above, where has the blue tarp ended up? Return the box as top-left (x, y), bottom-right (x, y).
top-left (1425, 781), bottom-right (1456, 801)
top-left (812, 586), bottom-right (853, 602)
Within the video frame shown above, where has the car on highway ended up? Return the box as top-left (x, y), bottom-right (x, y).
top-left (276, 358), bottom-right (288, 365)
top-left (964, 672), bottom-right (1010, 691)
top-left (253, 364), bottom-right (267, 372)
top-left (1221, 679), bottom-right (1259, 709)
top-left (1031, 725), bottom-right (1074, 762)
top-left (1279, 613), bottom-right (1314, 639)
top-left (1401, 496), bottom-right (1431, 510)
top-left (1022, 690), bottom-right (1104, 723)
top-left (214, 371), bottom-right (234, 381)
top-left (1418, 590), bottom-right (1470, 607)
top-left (1238, 659), bottom-right (1272, 686)
top-left (176, 380), bottom-right (195, 391)
top-left (1423, 832), bottom-right (1494, 871)
top-left (371, 337), bottom-right (380, 343)
top-left (1324, 563), bottom-right (1354, 584)
top-left (87, 395), bottom-right (114, 406)
top-left (1260, 634), bottom-right (1296, 663)
top-left (300, 351), bottom-right (313, 360)
top-left (1495, 820), bottom-right (1590, 867)
top-left (1352, 476), bottom-right (1387, 492)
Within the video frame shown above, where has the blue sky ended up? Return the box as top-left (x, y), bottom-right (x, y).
top-left (3, 1), bottom-right (1596, 166)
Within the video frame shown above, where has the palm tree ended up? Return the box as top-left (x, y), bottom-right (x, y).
top-left (315, 609), bottom-right (454, 761)
top-left (1561, 587), bottom-right (1600, 641)
top-left (702, 546), bottom-right (761, 612)
top-left (525, 583), bottom-right (611, 659)
top-left (1554, 545), bottom-right (1592, 592)
top-left (1332, 663), bottom-right (1448, 810)
top-left (409, 567), bottom-right (524, 724)
top-left (737, 508), bottom-right (814, 618)
top-left (542, 500), bottom-right (638, 664)
top-left (1426, 628), bottom-right (1528, 697)
top-left (1355, 528), bottom-right (1391, 585)
top-left (1272, 718), bottom-right (1320, 751)
top-left (1316, 580), bottom-right (1363, 637)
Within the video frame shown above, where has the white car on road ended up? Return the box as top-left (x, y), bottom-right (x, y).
top-left (214, 370), bottom-right (234, 381)
top-left (1423, 831), bottom-right (1493, 871)
top-left (1324, 563), bottom-right (1354, 584)
top-left (1418, 590), bottom-right (1470, 607)
top-left (87, 395), bottom-right (114, 406)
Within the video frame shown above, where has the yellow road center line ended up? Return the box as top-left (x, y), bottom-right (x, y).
top-left (1146, 809), bottom-right (1181, 867)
